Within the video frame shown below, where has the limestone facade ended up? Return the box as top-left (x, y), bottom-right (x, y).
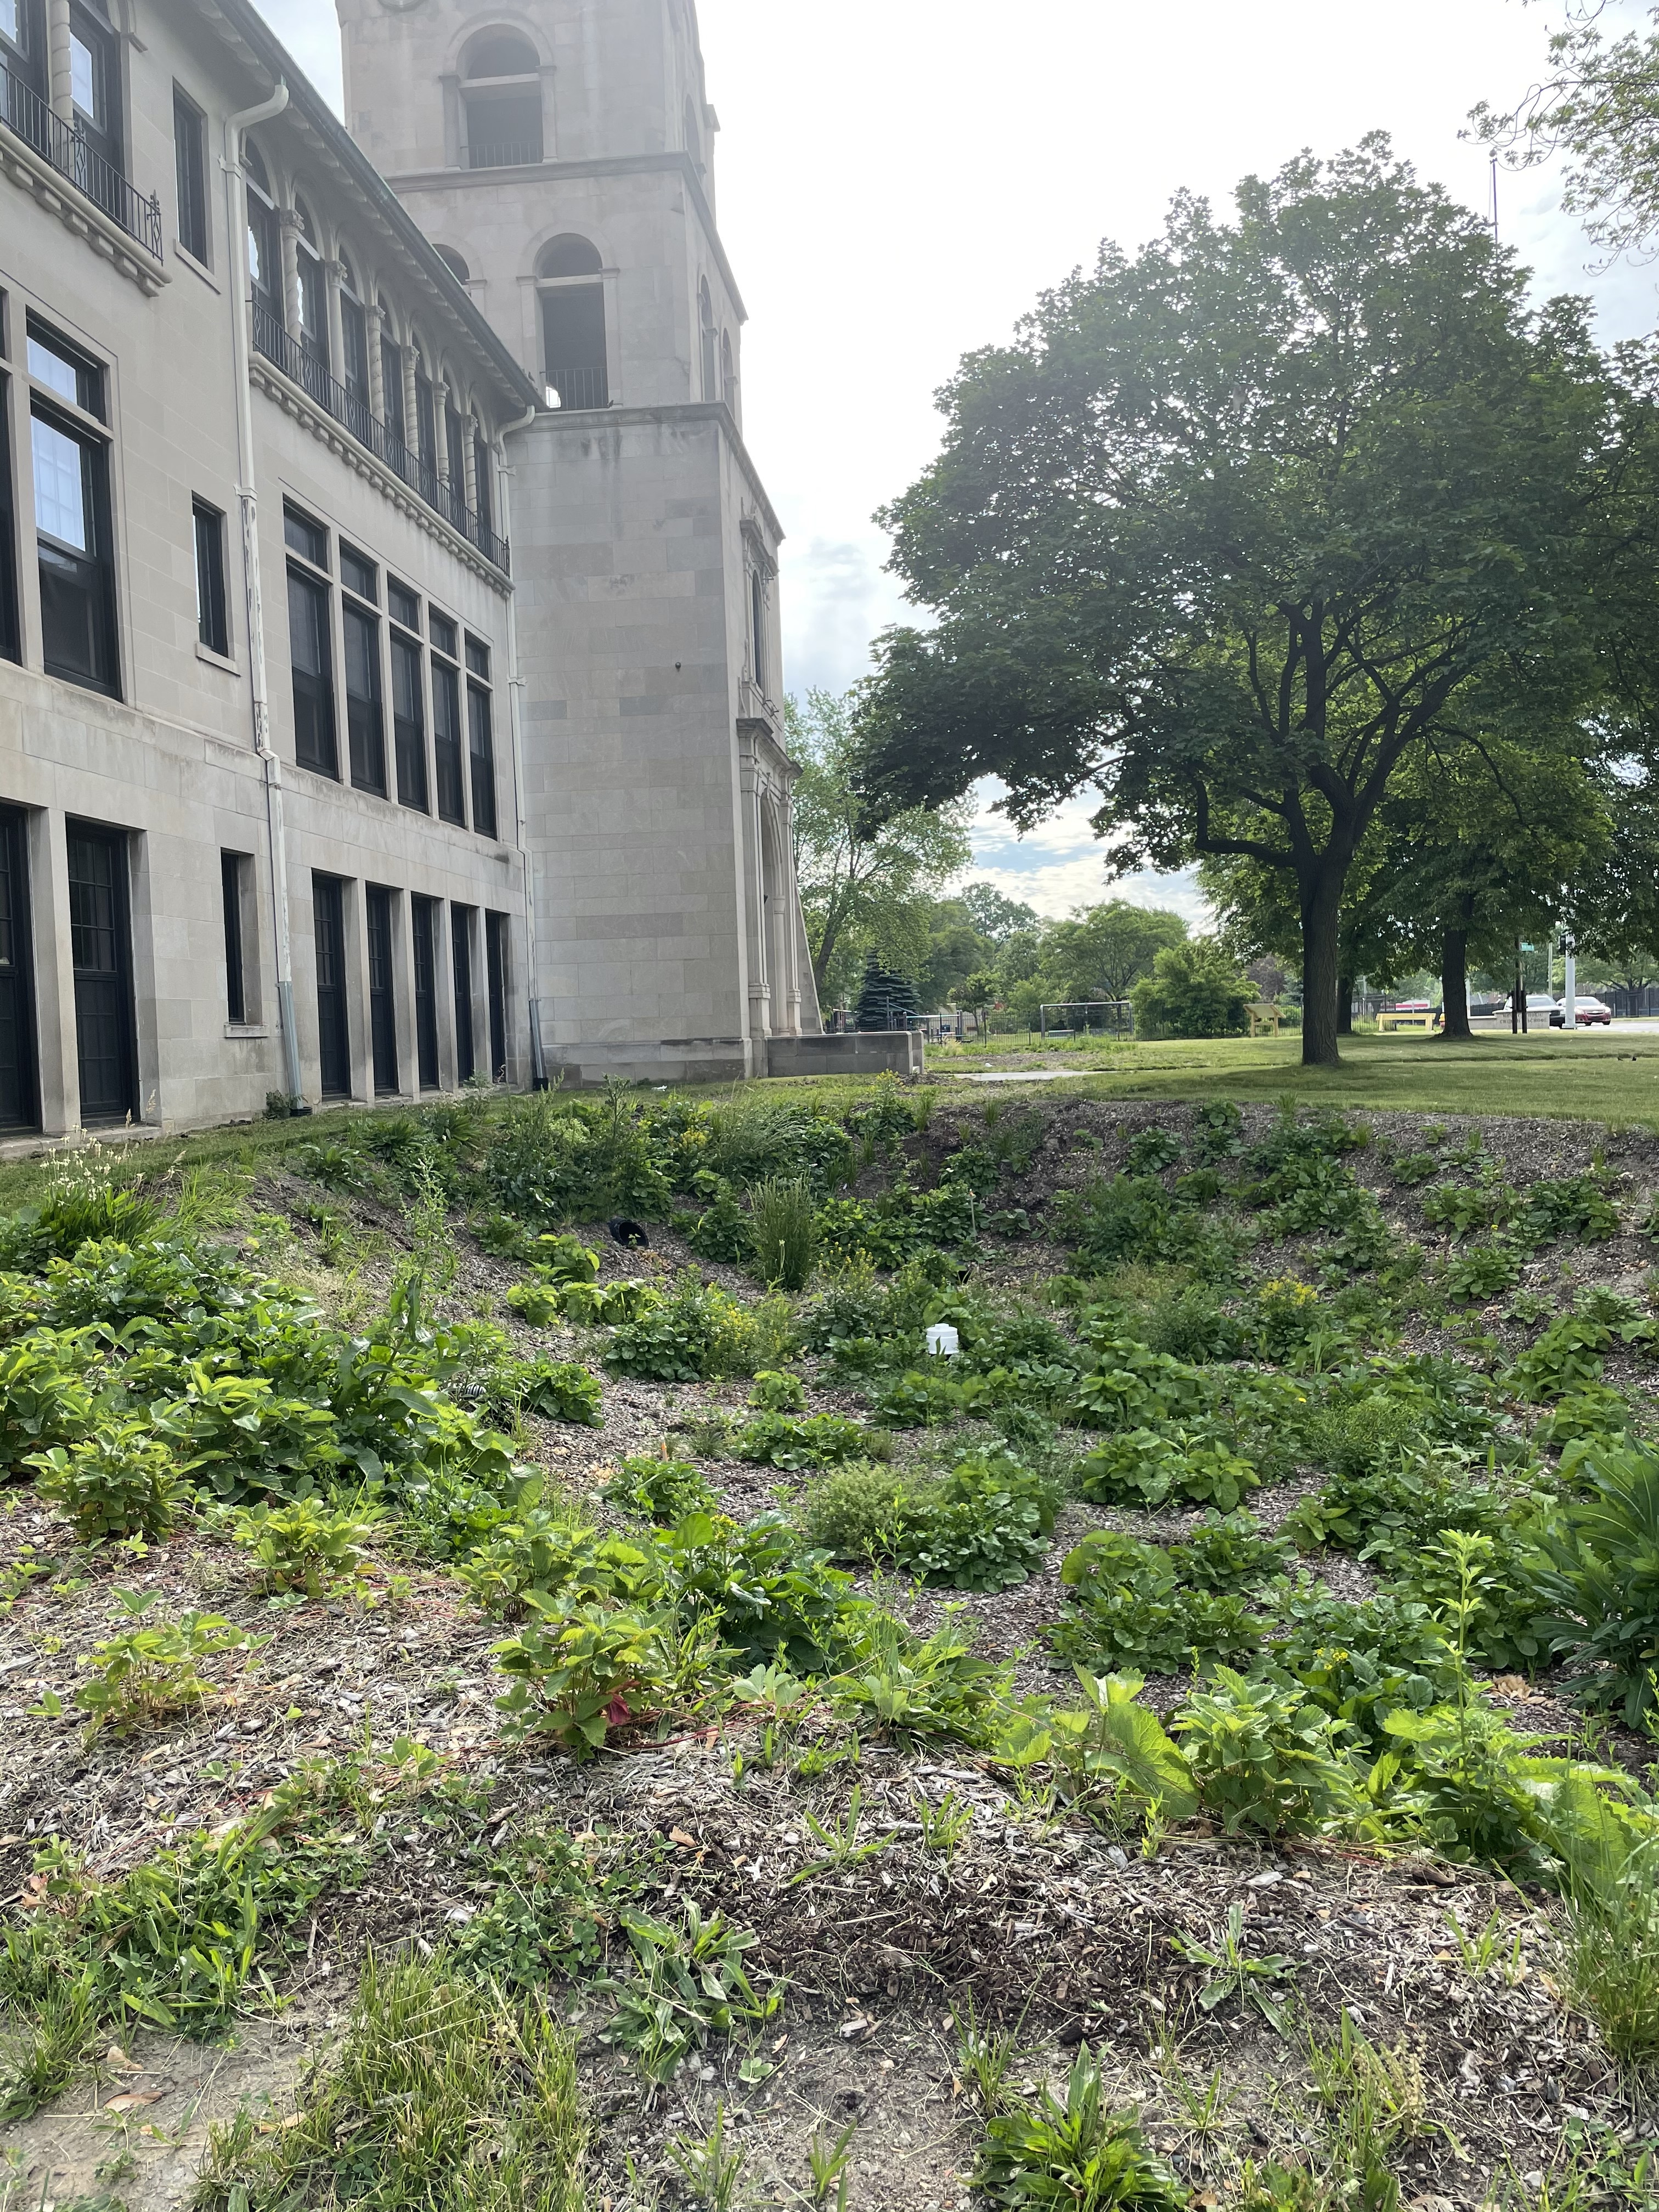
top-left (338, 0), bottom-right (821, 1084)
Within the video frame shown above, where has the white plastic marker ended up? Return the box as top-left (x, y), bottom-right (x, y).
top-left (926, 1323), bottom-right (961, 1359)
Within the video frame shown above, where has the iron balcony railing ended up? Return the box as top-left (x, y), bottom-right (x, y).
top-left (251, 298), bottom-right (510, 574)
top-left (0, 54), bottom-right (162, 260)
top-left (467, 138), bottom-right (541, 170)
top-left (546, 362), bottom-right (610, 410)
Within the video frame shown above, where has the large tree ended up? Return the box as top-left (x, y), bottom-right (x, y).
top-left (855, 140), bottom-right (1636, 1065)
top-left (787, 688), bottom-right (972, 1005)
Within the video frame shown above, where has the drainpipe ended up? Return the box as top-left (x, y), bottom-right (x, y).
top-left (494, 405), bottom-right (546, 1086)
top-left (222, 80), bottom-right (307, 1108)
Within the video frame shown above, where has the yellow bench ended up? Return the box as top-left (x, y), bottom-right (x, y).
top-left (1376, 1011), bottom-right (1438, 1034)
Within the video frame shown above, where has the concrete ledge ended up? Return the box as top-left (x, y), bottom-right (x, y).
top-left (766, 1031), bottom-right (924, 1080)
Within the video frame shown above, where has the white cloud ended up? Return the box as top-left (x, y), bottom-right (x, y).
top-left (952, 785), bottom-right (1211, 924)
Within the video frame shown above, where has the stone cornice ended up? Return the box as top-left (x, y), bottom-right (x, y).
top-left (250, 356), bottom-right (512, 597)
top-left (0, 134), bottom-right (169, 298)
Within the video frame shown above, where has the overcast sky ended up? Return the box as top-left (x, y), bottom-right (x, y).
top-left (263, 0), bottom-right (1659, 924)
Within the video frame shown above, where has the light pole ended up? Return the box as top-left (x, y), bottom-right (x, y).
top-left (1563, 933), bottom-right (1577, 1033)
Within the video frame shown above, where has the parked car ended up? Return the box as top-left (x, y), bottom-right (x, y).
top-left (1562, 996), bottom-right (1613, 1026)
top-left (1500, 994), bottom-right (1562, 1025)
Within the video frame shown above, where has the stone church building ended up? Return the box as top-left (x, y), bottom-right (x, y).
top-left (0, 0), bottom-right (828, 1140)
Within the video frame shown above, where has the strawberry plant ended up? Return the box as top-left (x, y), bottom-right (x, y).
top-left (29, 1420), bottom-right (182, 1543)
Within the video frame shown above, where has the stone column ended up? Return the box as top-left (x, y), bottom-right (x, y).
top-left (736, 724), bottom-right (770, 1042)
top-left (435, 381), bottom-right (454, 489)
top-left (325, 260), bottom-right (345, 382)
top-left (462, 419), bottom-right (479, 516)
top-left (401, 346), bottom-right (419, 465)
top-left (366, 302), bottom-right (385, 420)
top-left (279, 212), bottom-right (302, 338)
top-left (47, 0), bottom-right (72, 127)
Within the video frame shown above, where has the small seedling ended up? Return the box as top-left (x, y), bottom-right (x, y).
top-left (787, 1786), bottom-right (898, 1884)
top-left (1444, 1904), bottom-right (1526, 1985)
top-left (806, 2117), bottom-right (857, 2208)
top-left (914, 1788), bottom-right (974, 1856)
top-left (1173, 1901), bottom-right (1298, 2033)
top-left (668, 2104), bottom-right (746, 2210)
top-left (1154, 2023), bottom-right (1236, 2141)
top-left (953, 1994), bottom-right (1024, 2117)
top-left (48, 1590), bottom-right (263, 1734)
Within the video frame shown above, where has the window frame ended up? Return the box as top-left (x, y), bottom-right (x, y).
top-left (173, 84), bottom-right (209, 265)
top-left (430, 614), bottom-right (466, 827)
top-left (339, 543), bottom-right (386, 798)
top-left (221, 849), bottom-right (248, 1025)
top-left (193, 495), bottom-right (228, 657)
top-left (0, 314), bottom-right (19, 667)
top-left (284, 503), bottom-right (337, 779)
top-left (389, 585), bottom-right (429, 814)
top-left (27, 320), bottom-right (118, 699)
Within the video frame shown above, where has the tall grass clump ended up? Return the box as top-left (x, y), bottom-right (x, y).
top-left (1556, 1810), bottom-right (1659, 2075)
top-left (749, 1177), bottom-right (818, 1291)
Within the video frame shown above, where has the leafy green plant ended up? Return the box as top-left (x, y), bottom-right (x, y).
top-left (448, 1824), bottom-right (654, 1994)
top-left (0, 1338), bottom-right (94, 1477)
top-left (688, 1181), bottom-right (752, 1263)
top-left (1040, 1667), bottom-right (1198, 1822)
top-left (1075, 1427), bottom-right (1260, 1514)
top-left (1173, 1900), bottom-right (1297, 2032)
top-left (733, 1410), bottom-right (872, 1470)
top-left (1444, 1239), bottom-right (1523, 1303)
top-left (149, 1368), bottom-right (342, 1506)
top-left (1259, 1587), bottom-right (1462, 1747)
top-left (750, 1175), bottom-right (820, 1289)
top-left (489, 1356), bottom-right (605, 1428)
top-left (750, 1367), bottom-right (807, 1412)
top-left (974, 2045), bottom-right (1187, 2209)
top-left (1173, 1667), bottom-right (1363, 1837)
top-left (601, 1452), bottom-right (716, 1525)
top-left (1053, 1533), bottom-right (1263, 1673)
top-left (493, 1595), bottom-right (698, 1756)
top-left (670, 2106), bottom-right (747, 2210)
top-left (62, 1590), bottom-right (260, 1731)
top-left (606, 1269), bottom-right (787, 1381)
top-left (505, 1278), bottom-right (563, 1327)
top-left (1508, 1315), bottom-right (1613, 1403)
top-left (533, 1233), bottom-right (600, 1283)
top-left (192, 1952), bottom-right (587, 2212)
top-left (29, 1420), bottom-right (181, 1543)
top-left (800, 1461), bottom-right (911, 1562)
top-left (600, 1903), bottom-right (780, 2081)
top-left (826, 1612), bottom-right (1015, 1747)
top-left (232, 1496), bottom-right (383, 1598)
top-left (1526, 1444), bottom-right (1659, 1722)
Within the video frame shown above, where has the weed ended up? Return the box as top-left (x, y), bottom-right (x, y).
top-left (601, 1903), bottom-right (780, 2081)
top-left (749, 1367), bottom-right (807, 1412)
top-left (669, 2105), bottom-right (746, 2209)
top-left (1174, 1668), bottom-right (1364, 1837)
top-left (806, 2119), bottom-right (858, 2208)
top-left (494, 1596), bottom-right (708, 1756)
top-left (915, 1788), bottom-right (975, 1855)
top-left (55, 1590), bottom-right (261, 1733)
top-left (1173, 1900), bottom-right (1297, 2033)
top-left (1526, 1442), bottom-right (1659, 1723)
top-left (1443, 1904), bottom-right (1527, 1985)
top-left (193, 1951), bottom-right (587, 2211)
top-left (787, 1785), bottom-right (898, 1883)
top-left (974, 2044), bottom-right (1186, 2209)
top-left (602, 1452), bottom-right (717, 1525)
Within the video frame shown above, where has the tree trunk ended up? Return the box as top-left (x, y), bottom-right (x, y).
top-left (1301, 874), bottom-right (1344, 1068)
top-left (1440, 907), bottom-right (1474, 1042)
top-left (1336, 976), bottom-right (1355, 1037)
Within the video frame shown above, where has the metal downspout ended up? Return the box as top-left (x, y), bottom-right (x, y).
top-left (495, 408), bottom-right (546, 1086)
top-left (222, 79), bottom-right (306, 1108)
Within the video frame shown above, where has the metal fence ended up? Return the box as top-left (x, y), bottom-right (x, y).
top-left (1039, 1000), bottom-right (1135, 1041)
top-left (1, 56), bottom-right (162, 260)
top-left (251, 301), bottom-right (510, 574)
top-left (545, 363), bottom-right (610, 410)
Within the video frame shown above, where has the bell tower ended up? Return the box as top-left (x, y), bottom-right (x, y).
top-left (337, 0), bottom-right (819, 1080)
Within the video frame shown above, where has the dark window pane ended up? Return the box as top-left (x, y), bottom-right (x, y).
top-left (433, 658), bottom-right (465, 825)
top-left (0, 375), bottom-right (19, 667)
top-left (366, 885), bottom-right (398, 1095)
top-left (343, 601), bottom-right (386, 795)
top-left (283, 504), bottom-right (326, 567)
top-left (411, 896), bottom-right (439, 1089)
top-left (486, 910), bottom-right (507, 1084)
top-left (415, 374), bottom-right (436, 475)
top-left (287, 566), bottom-right (337, 776)
top-left (341, 543), bottom-right (376, 602)
top-left (33, 412), bottom-right (115, 695)
top-left (312, 874), bottom-right (350, 1098)
top-left (0, 807), bottom-right (40, 1129)
top-left (380, 336), bottom-right (404, 438)
top-left (388, 579), bottom-right (418, 630)
top-left (541, 283), bottom-right (608, 409)
top-left (247, 194), bottom-right (280, 317)
top-left (467, 681), bottom-right (496, 840)
top-left (452, 905), bottom-right (475, 1082)
top-left (297, 250), bottom-right (326, 358)
top-left (445, 403), bottom-right (466, 493)
top-left (428, 611), bottom-right (456, 658)
top-left (391, 631), bottom-right (428, 812)
top-left (221, 850), bottom-right (245, 1024)
top-left (194, 499), bottom-right (227, 655)
top-left (66, 823), bottom-right (135, 1123)
top-left (465, 634), bottom-right (489, 679)
top-left (341, 293), bottom-right (369, 401)
top-left (173, 88), bottom-right (208, 262)
top-left (472, 438), bottom-right (493, 535)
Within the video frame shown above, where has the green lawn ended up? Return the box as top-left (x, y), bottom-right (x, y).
top-left (908, 1028), bottom-right (1659, 1126)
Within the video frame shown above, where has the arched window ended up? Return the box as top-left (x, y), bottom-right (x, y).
top-left (538, 236), bottom-right (607, 409)
top-left (412, 339), bottom-right (438, 489)
top-left (244, 138), bottom-right (280, 327)
top-left (339, 255), bottom-right (370, 417)
top-left (698, 276), bottom-right (716, 402)
top-left (292, 195), bottom-right (326, 361)
top-left (434, 245), bottom-right (470, 283)
top-left (377, 294), bottom-right (405, 441)
top-left (461, 26), bottom-right (542, 170)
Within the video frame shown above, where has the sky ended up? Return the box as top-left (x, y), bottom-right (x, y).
top-left (262, 0), bottom-right (1659, 926)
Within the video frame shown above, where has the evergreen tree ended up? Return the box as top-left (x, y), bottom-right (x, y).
top-left (854, 961), bottom-right (921, 1030)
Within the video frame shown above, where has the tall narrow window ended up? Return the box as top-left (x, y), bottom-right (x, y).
top-left (66, 820), bottom-right (136, 1124)
top-left (294, 200), bottom-right (326, 362)
top-left (0, 353), bottom-right (19, 668)
top-left (538, 236), bottom-right (607, 410)
top-left (415, 363), bottom-right (437, 489)
top-left (486, 911), bottom-right (508, 1085)
top-left (411, 895), bottom-right (439, 1090)
top-left (444, 400), bottom-right (466, 497)
top-left (173, 86), bottom-right (208, 263)
top-left (245, 144), bottom-right (281, 328)
top-left (749, 567), bottom-right (767, 694)
top-left (29, 323), bottom-right (117, 697)
top-left (193, 498), bottom-right (228, 656)
top-left (379, 312), bottom-right (404, 443)
top-left (340, 264), bottom-right (370, 432)
top-left (286, 506), bottom-right (336, 776)
top-left (341, 544), bottom-right (385, 796)
top-left (431, 614), bottom-right (465, 826)
top-left (221, 850), bottom-right (247, 1024)
top-left (460, 28), bottom-right (542, 168)
top-left (472, 435), bottom-right (493, 537)
top-left (312, 873), bottom-right (350, 1098)
top-left (451, 904), bottom-right (475, 1082)
top-left (390, 582), bottom-right (428, 812)
top-left (698, 276), bottom-right (717, 400)
top-left (465, 635), bottom-right (496, 839)
top-left (0, 806), bottom-right (40, 1131)
top-left (1, 0), bottom-right (46, 103)
top-left (365, 885), bottom-right (398, 1095)
top-left (68, 0), bottom-right (122, 217)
